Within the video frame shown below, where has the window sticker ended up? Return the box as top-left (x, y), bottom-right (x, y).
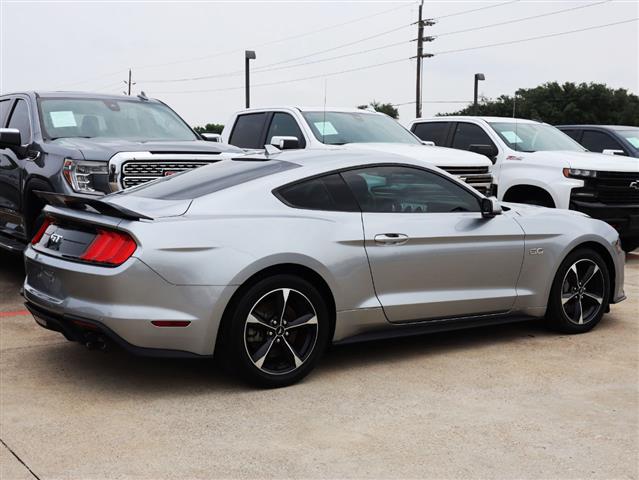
top-left (501, 130), bottom-right (523, 143)
top-left (626, 136), bottom-right (639, 148)
top-left (50, 111), bottom-right (77, 128)
top-left (314, 121), bottom-right (338, 136)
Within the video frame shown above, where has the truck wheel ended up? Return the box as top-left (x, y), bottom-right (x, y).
top-left (546, 249), bottom-right (609, 334)
top-left (222, 274), bottom-right (330, 388)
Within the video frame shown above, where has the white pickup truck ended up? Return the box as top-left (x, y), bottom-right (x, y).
top-left (221, 107), bottom-right (493, 195)
top-left (408, 116), bottom-right (639, 252)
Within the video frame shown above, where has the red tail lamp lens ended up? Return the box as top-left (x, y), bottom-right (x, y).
top-left (81, 229), bottom-right (137, 266)
top-left (31, 218), bottom-right (52, 245)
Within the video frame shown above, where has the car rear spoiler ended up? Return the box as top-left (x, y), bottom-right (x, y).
top-left (34, 191), bottom-right (153, 221)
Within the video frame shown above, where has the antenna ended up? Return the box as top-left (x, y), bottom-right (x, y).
top-left (322, 79), bottom-right (327, 144)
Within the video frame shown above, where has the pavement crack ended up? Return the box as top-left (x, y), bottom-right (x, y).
top-left (0, 438), bottom-right (42, 480)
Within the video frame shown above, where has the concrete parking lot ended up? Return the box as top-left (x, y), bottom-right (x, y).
top-left (1, 250), bottom-right (637, 480)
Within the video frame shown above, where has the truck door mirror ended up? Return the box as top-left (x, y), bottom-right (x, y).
top-left (0, 128), bottom-right (22, 148)
top-left (602, 149), bottom-right (626, 156)
top-left (469, 144), bottom-right (498, 163)
top-left (421, 140), bottom-right (435, 146)
top-left (481, 196), bottom-right (502, 218)
top-left (270, 136), bottom-right (299, 150)
top-left (201, 133), bottom-right (221, 142)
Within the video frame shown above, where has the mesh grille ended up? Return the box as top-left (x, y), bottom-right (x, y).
top-left (121, 161), bottom-right (212, 188)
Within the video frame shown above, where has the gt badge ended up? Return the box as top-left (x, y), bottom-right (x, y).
top-left (529, 248), bottom-right (544, 255)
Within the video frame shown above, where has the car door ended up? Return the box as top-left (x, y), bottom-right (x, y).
top-left (341, 165), bottom-right (525, 323)
top-left (264, 112), bottom-right (306, 148)
top-left (580, 129), bottom-right (628, 156)
top-left (0, 97), bottom-right (31, 235)
top-left (227, 112), bottom-right (270, 149)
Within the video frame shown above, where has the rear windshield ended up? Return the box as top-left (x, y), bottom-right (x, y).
top-left (117, 160), bottom-right (298, 200)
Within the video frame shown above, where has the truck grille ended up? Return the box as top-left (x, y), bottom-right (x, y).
top-left (440, 166), bottom-right (493, 195)
top-left (121, 161), bottom-right (213, 188)
top-left (576, 171), bottom-right (639, 204)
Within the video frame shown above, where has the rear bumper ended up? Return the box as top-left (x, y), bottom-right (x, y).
top-left (23, 247), bottom-right (237, 356)
top-left (570, 200), bottom-right (639, 240)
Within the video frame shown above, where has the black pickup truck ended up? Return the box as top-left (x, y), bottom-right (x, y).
top-left (0, 91), bottom-right (241, 252)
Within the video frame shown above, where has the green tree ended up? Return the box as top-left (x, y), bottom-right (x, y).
top-left (439, 82), bottom-right (639, 126)
top-left (194, 123), bottom-right (225, 134)
top-left (357, 101), bottom-right (399, 119)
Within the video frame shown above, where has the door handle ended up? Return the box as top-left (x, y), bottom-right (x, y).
top-left (374, 233), bottom-right (409, 245)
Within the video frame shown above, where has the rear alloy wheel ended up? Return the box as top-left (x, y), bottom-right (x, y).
top-left (547, 249), bottom-right (609, 333)
top-left (225, 275), bottom-right (329, 387)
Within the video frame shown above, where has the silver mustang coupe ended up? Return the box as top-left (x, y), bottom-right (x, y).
top-left (23, 149), bottom-right (626, 387)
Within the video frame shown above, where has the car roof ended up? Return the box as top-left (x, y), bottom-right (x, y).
top-left (235, 147), bottom-right (432, 172)
top-left (1, 91), bottom-right (162, 103)
top-left (414, 116), bottom-right (542, 124)
top-left (557, 125), bottom-right (638, 131)
top-left (236, 106), bottom-right (383, 115)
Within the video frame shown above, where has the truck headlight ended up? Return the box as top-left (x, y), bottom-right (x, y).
top-left (563, 168), bottom-right (597, 179)
top-left (62, 159), bottom-right (108, 194)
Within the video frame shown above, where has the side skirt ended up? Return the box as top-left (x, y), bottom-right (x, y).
top-left (333, 313), bottom-right (538, 346)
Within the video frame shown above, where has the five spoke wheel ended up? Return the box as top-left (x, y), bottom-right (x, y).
top-left (244, 288), bottom-right (319, 375)
top-left (560, 259), bottom-right (605, 325)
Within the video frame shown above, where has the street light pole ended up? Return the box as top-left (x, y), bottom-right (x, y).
top-left (474, 73), bottom-right (485, 114)
top-left (245, 50), bottom-right (256, 108)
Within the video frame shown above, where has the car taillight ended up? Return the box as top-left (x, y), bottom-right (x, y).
top-left (31, 218), bottom-right (52, 245)
top-left (80, 229), bottom-right (137, 266)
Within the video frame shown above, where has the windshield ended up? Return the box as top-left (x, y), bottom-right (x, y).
top-left (302, 111), bottom-right (421, 145)
top-left (489, 122), bottom-right (585, 152)
top-left (618, 129), bottom-right (639, 150)
top-left (39, 98), bottom-right (198, 141)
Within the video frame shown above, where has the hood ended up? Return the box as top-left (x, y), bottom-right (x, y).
top-left (521, 150), bottom-right (639, 172)
top-left (49, 138), bottom-right (243, 161)
top-left (339, 143), bottom-right (492, 168)
top-left (501, 201), bottom-right (589, 219)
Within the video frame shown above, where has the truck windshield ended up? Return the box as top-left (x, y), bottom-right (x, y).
top-left (302, 111), bottom-right (421, 145)
top-left (618, 129), bottom-right (639, 150)
top-left (489, 122), bottom-right (585, 153)
top-left (39, 98), bottom-right (198, 141)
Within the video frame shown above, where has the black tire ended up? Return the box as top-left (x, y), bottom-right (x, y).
top-left (222, 274), bottom-right (330, 388)
top-left (522, 197), bottom-right (553, 208)
top-left (546, 248), bottom-right (610, 334)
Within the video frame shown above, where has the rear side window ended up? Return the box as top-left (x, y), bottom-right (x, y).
top-left (451, 122), bottom-right (494, 151)
top-left (560, 129), bottom-right (581, 141)
top-left (229, 113), bottom-right (268, 149)
top-left (266, 113), bottom-right (306, 148)
top-left (276, 174), bottom-right (359, 212)
top-left (412, 122), bottom-right (450, 146)
top-left (581, 130), bottom-right (624, 153)
top-left (7, 99), bottom-right (31, 143)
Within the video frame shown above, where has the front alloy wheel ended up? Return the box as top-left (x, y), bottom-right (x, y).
top-left (560, 259), bottom-right (605, 325)
top-left (547, 249), bottom-right (609, 333)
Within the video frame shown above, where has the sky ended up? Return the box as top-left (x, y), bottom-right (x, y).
top-left (1, 0), bottom-right (638, 128)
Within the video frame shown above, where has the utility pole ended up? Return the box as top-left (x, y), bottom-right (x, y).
top-left (123, 69), bottom-right (135, 96)
top-left (245, 50), bottom-right (256, 108)
top-left (413, 1), bottom-right (435, 118)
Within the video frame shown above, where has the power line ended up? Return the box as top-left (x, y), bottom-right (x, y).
top-left (436, 17), bottom-right (639, 55)
top-left (135, 3), bottom-right (413, 71)
top-left (154, 58), bottom-right (410, 94)
top-left (139, 24), bottom-right (412, 84)
top-left (434, 0), bottom-right (520, 20)
top-left (153, 17), bottom-right (636, 96)
top-left (435, 0), bottom-right (610, 37)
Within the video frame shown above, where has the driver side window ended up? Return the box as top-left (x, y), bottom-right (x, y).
top-left (341, 166), bottom-right (480, 213)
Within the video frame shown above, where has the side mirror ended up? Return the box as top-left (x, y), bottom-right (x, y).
top-left (469, 143), bottom-right (498, 163)
top-left (0, 128), bottom-right (22, 148)
top-left (481, 196), bottom-right (502, 218)
top-left (270, 136), bottom-right (299, 150)
top-left (201, 133), bottom-right (221, 142)
top-left (602, 149), bottom-right (626, 156)
top-left (421, 140), bottom-right (435, 146)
